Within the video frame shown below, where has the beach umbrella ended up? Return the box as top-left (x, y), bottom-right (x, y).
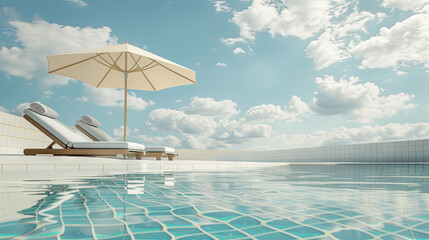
top-left (47, 42), bottom-right (196, 141)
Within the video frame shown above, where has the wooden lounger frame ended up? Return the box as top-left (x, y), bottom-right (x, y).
top-left (76, 124), bottom-right (177, 161)
top-left (23, 115), bottom-right (143, 159)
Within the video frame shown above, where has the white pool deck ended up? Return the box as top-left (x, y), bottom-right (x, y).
top-left (0, 155), bottom-right (288, 175)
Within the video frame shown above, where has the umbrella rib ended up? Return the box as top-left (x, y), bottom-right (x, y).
top-left (106, 53), bottom-right (124, 72)
top-left (154, 61), bottom-right (196, 84)
top-left (48, 53), bottom-right (102, 73)
top-left (129, 60), bottom-right (156, 73)
top-left (129, 53), bottom-right (157, 91)
top-left (128, 56), bottom-right (142, 72)
top-left (140, 70), bottom-right (157, 91)
top-left (96, 52), bottom-right (124, 88)
top-left (140, 60), bottom-right (156, 70)
top-left (93, 58), bottom-right (114, 69)
top-left (97, 54), bottom-right (121, 71)
top-left (140, 63), bottom-right (159, 71)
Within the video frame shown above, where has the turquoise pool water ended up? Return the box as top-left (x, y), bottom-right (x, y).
top-left (1, 164), bottom-right (429, 239)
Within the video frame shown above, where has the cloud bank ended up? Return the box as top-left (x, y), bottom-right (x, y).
top-left (0, 20), bottom-right (117, 87)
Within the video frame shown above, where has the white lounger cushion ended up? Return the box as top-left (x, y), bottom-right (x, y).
top-left (71, 141), bottom-right (145, 151)
top-left (24, 108), bottom-right (87, 145)
top-left (81, 115), bottom-right (101, 127)
top-left (145, 146), bottom-right (175, 154)
top-left (76, 120), bottom-right (115, 141)
top-left (30, 102), bottom-right (59, 119)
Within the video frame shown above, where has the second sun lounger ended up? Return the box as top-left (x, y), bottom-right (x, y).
top-left (75, 115), bottom-right (177, 160)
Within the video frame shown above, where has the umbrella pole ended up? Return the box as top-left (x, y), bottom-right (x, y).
top-left (124, 72), bottom-right (128, 142)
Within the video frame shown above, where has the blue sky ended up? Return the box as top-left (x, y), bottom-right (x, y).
top-left (0, 0), bottom-right (428, 150)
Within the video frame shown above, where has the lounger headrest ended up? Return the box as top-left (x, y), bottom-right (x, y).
top-left (81, 115), bottom-right (101, 127)
top-left (29, 102), bottom-right (59, 119)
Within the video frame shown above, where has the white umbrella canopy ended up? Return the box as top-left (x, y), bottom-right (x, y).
top-left (47, 42), bottom-right (196, 141)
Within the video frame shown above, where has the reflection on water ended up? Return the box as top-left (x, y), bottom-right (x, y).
top-left (163, 172), bottom-right (176, 187)
top-left (127, 177), bottom-right (145, 195)
top-left (0, 164), bottom-right (428, 239)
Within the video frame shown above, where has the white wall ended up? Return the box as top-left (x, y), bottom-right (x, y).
top-left (175, 149), bottom-right (247, 161)
top-left (217, 140), bottom-right (429, 163)
top-left (0, 111), bottom-right (52, 154)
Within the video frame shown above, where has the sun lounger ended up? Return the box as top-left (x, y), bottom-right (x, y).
top-left (76, 115), bottom-right (177, 160)
top-left (23, 103), bottom-right (145, 159)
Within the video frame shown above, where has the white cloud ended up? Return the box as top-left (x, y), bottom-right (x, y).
top-left (351, 13), bottom-right (429, 70)
top-left (112, 125), bottom-right (139, 139)
top-left (231, 0), bottom-right (279, 40)
top-left (335, 10), bottom-right (383, 38)
top-left (0, 7), bottom-right (19, 22)
top-left (226, 1), bottom-right (389, 70)
top-left (233, 123), bottom-right (271, 138)
top-left (146, 109), bottom-right (217, 136)
top-left (76, 96), bottom-right (88, 102)
top-left (311, 76), bottom-right (415, 122)
top-left (126, 93), bottom-right (155, 111)
top-left (181, 136), bottom-right (208, 149)
top-left (0, 46), bottom-right (39, 79)
top-left (216, 62), bottom-right (227, 67)
top-left (12, 102), bottom-right (33, 116)
top-left (272, 123), bottom-right (429, 148)
top-left (78, 85), bottom-right (155, 111)
top-left (135, 134), bottom-right (182, 148)
top-left (210, 118), bottom-right (269, 140)
top-left (175, 99), bottom-right (182, 103)
top-left (396, 71), bottom-right (408, 76)
top-left (44, 90), bottom-right (54, 98)
top-left (247, 46), bottom-right (254, 55)
top-left (245, 96), bottom-right (310, 123)
top-left (215, 120), bottom-right (272, 146)
top-left (146, 97), bottom-right (272, 149)
top-left (212, 1), bottom-right (231, 12)
top-left (220, 37), bottom-right (247, 46)
top-left (381, 0), bottom-right (429, 12)
top-left (269, 0), bottom-right (344, 39)
top-left (0, 20), bottom-right (117, 87)
top-left (306, 28), bottom-right (350, 69)
top-left (182, 97), bottom-right (239, 118)
top-left (66, 0), bottom-right (88, 7)
top-left (0, 106), bottom-right (8, 113)
top-left (231, 0), bottom-right (348, 40)
top-left (306, 9), bottom-right (384, 69)
top-left (233, 47), bottom-right (246, 54)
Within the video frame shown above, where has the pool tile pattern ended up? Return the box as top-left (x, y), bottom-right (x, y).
top-left (0, 165), bottom-right (429, 239)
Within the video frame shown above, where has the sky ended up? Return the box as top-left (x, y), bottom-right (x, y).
top-left (0, 0), bottom-right (428, 150)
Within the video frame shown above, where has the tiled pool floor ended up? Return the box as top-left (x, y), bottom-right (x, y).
top-left (1, 164), bottom-right (429, 239)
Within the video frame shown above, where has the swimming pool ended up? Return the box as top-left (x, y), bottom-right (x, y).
top-left (1, 164), bottom-right (428, 239)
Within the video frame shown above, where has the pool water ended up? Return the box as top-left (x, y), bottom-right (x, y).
top-left (1, 164), bottom-right (429, 239)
